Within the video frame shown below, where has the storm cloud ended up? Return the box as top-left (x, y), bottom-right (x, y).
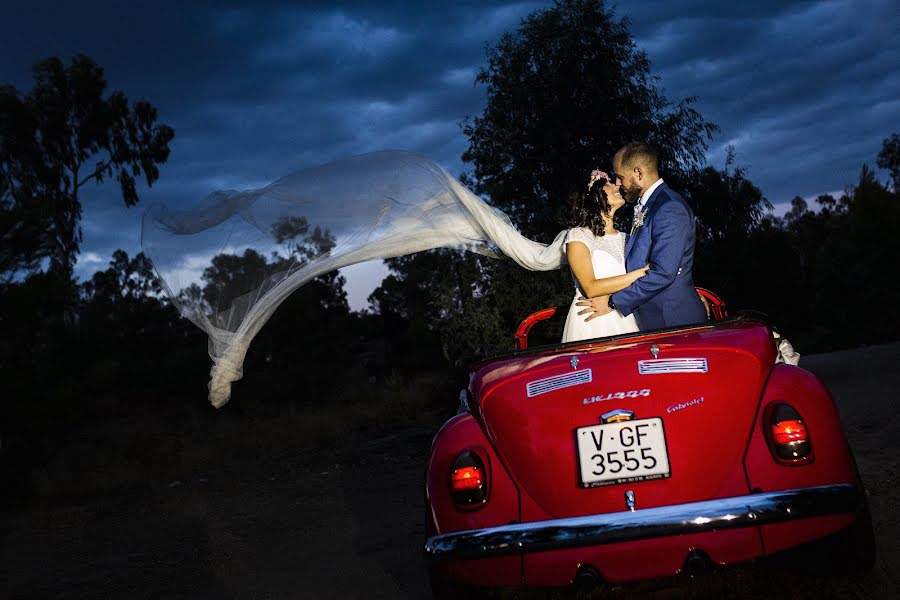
top-left (1, 0), bottom-right (896, 307)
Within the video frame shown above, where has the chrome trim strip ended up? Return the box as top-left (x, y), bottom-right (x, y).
top-left (638, 358), bottom-right (708, 374)
top-left (424, 484), bottom-right (859, 561)
top-left (526, 369), bottom-right (592, 397)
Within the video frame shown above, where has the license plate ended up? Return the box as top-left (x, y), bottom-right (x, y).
top-left (576, 418), bottom-right (671, 487)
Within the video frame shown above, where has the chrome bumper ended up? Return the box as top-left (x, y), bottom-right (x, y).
top-left (425, 483), bottom-right (860, 561)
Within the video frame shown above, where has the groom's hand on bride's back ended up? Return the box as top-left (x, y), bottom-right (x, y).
top-left (576, 296), bottom-right (613, 321)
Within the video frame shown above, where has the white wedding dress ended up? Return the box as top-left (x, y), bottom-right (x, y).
top-left (561, 227), bottom-right (640, 343)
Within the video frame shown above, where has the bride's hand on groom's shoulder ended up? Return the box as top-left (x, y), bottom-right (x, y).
top-left (576, 295), bottom-right (613, 321)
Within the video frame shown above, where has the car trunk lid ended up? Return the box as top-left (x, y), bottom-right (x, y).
top-left (471, 320), bottom-right (776, 521)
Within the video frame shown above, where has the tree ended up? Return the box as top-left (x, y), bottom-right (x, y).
top-left (0, 86), bottom-right (51, 280)
top-left (270, 215), bottom-right (348, 313)
top-left (877, 132), bottom-right (899, 192)
top-left (463, 0), bottom-right (717, 239)
top-left (201, 249), bottom-right (271, 315)
top-left (195, 220), bottom-right (352, 402)
top-left (82, 250), bottom-right (162, 303)
top-left (0, 54), bottom-right (174, 282)
top-left (369, 250), bottom-right (482, 368)
top-left (79, 249), bottom-right (173, 351)
top-left (690, 148), bottom-right (772, 298)
top-left (372, 0), bottom-right (719, 364)
top-left (692, 148), bottom-right (772, 247)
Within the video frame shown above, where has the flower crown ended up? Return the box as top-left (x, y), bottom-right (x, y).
top-left (587, 169), bottom-right (610, 190)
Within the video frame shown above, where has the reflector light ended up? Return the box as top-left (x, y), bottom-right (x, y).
top-left (451, 466), bottom-right (483, 491)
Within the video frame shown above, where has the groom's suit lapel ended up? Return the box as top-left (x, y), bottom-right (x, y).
top-left (625, 182), bottom-right (668, 259)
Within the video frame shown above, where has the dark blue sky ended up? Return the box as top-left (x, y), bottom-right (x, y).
top-left (1, 1), bottom-right (897, 308)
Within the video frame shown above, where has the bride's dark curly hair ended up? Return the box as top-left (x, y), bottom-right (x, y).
top-left (565, 176), bottom-right (614, 237)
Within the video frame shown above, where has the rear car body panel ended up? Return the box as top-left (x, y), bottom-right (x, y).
top-left (745, 364), bottom-right (858, 553)
top-left (425, 316), bottom-right (867, 587)
top-left (425, 414), bottom-right (523, 586)
top-left (475, 321), bottom-right (775, 520)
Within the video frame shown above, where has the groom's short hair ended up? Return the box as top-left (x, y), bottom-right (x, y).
top-left (620, 142), bottom-right (658, 172)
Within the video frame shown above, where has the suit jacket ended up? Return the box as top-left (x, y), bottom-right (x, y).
top-left (610, 182), bottom-right (707, 330)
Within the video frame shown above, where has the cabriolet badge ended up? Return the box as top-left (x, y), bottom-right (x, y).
top-left (666, 396), bottom-right (704, 414)
top-left (570, 356), bottom-right (579, 370)
top-left (582, 388), bottom-right (650, 404)
top-left (650, 345), bottom-right (659, 358)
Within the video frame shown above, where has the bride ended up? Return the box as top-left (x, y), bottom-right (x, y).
top-left (561, 170), bottom-right (648, 343)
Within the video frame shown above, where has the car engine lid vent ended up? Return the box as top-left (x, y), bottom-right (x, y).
top-left (526, 369), bottom-right (592, 397)
top-left (638, 358), bottom-right (708, 374)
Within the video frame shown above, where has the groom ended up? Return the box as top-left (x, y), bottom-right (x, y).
top-left (577, 142), bottom-right (706, 329)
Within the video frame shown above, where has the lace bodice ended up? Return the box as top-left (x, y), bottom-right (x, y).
top-left (564, 227), bottom-right (626, 264)
top-left (561, 227), bottom-right (638, 341)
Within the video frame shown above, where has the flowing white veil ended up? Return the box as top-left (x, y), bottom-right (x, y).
top-left (142, 151), bottom-right (566, 407)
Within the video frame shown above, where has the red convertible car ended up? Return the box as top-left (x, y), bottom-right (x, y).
top-left (424, 293), bottom-right (875, 596)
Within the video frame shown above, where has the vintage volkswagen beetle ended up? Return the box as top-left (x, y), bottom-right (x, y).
top-left (424, 292), bottom-right (875, 595)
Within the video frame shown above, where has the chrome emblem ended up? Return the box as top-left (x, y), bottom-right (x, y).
top-left (667, 396), bottom-right (705, 414)
top-left (625, 490), bottom-right (636, 511)
top-left (600, 408), bottom-right (636, 423)
top-left (570, 356), bottom-right (579, 370)
top-left (582, 388), bottom-right (650, 405)
top-left (650, 345), bottom-right (659, 358)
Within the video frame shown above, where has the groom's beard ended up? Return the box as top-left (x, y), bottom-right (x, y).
top-left (622, 182), bottom-right (643, 204)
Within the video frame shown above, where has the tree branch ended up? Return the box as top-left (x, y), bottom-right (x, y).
top-left (76, 160), bottom-right (110, 190)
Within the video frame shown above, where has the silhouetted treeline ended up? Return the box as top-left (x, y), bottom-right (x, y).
top-left (0, 244), bottom-right (453, 507)
top-left (0, 54), bottom-right (451, 507)
top-left (369, 142), bottom-right (900, 361)
top-left (693, 159), bottom-right (900, 350)
top-left (3, 140), bottom-right (895, 509)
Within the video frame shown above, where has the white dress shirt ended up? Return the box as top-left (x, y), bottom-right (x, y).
top-left (637, 178), bottom-right (664, 211)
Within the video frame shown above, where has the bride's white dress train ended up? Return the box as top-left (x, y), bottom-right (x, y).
top-left (561, 227), bottom-right (639, 343)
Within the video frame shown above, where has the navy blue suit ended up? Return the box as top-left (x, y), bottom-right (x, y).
top-left (610, 182), bottom-right (707, 330)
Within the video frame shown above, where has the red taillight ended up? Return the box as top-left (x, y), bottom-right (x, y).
top-left (772, 419), bottom-right (807, 446)
top-left (768, 404), bottom-right (813, 463)
top-left (451, 465), bottom-right (483, 491)
top-left (449, 450), bottom-right (488, 507)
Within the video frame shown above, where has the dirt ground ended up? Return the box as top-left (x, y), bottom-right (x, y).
top-left (1, 342), bottom-right (899, 599)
